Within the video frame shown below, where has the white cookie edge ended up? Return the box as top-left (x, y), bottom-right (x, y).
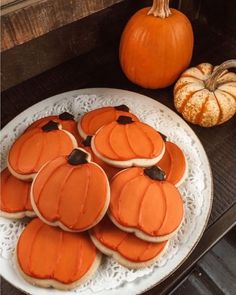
top-left (156, 146), bottom-right (188, 188)
top-left (173, 152), bottom-right (188, 187)
top-left (14, 245), bottom-right (102, 290)
top-left (30, 160), bottom-right (110, 232)
top-left (107, 210), bottom-right (184, 243)
top-left (77, 110), bottom-right (140, 140)
top-left (77, 119), bottom-right (89, 140)
top-left (90, 233), bottom-right (169, 269)
top-left (7, 129), bottom-right (78, 181)
top-left (0, 210), bottom-right (36, 219)
top-left (91, 136), bottom-right (166, 168)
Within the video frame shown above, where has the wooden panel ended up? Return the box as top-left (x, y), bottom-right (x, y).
top-left (172, 228), bottom-right (236, 295)
top-left (1, 0), bottom-right (124, 51)
top-left (1, 0), bottom-right (138, 90)
top-left (1, 0), bottom-right (19, 6)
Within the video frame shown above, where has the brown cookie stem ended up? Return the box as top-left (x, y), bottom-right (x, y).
top-left (117, 116), bottom-right (134, 125)
top-left (82, 136), bottom-right (92, 147)
top-left (114, 105), bottom-right (130, 112)
top-left (67, 149), bottom-right (88, 165)
top-left (41, 121), bottom-right (59, 132)
top-left (144, 166), bottom-right (166, 181)
top-left (59, 112), bottom-right (74, 120)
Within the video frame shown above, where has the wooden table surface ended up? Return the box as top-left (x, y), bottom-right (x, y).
top-left (1, 21), bottom-right (236, 295)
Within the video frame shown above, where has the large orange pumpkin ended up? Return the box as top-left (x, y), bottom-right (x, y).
top-left (109, 166), bottom-right (184, 242)
top-left (31, 148), bottom-right (110, 232)
top-left (119, 0), bottom-right (194, 89)
top-left (17, 218), bottom-right (101, 289)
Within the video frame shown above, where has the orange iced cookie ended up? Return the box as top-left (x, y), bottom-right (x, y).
top-left (92, 116), bottom-right (165, 168)
top-left (8, 121), bottom-right (77, 181)
top-left (16, 218), bottom-right (101, 290)
top-left (26, 112), bottom-right (83, 144)
top-left (81, 136), bottom-right (122, 180)
top-left (109, 166), bottom-right (184, 242)
top-left (0, 168), bottom-right (35, 219)
top-left (90, 216), bottom-right (168, 268)
top-left (78, 105), bottom-right (139, 139)
top-left (156, 141), bottom-right (187, 187)
top-left (31, 148), bottom-right (110, 232)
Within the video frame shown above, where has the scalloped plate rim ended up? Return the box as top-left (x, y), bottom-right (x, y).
top-left (0, 88), bottom-right (213, 295)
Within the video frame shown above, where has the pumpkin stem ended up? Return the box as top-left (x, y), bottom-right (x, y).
top-left (205, 59), bottom-right (236, 92)
top-left (148, 0), bottom-right (171, 18)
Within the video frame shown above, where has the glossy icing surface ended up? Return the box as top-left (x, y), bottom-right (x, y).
top-left (80, 141), bottom-right (122, 180)
top-left (91, 216), bottom-right (167, 262)
top-left (17, 218), bottom-right (97, 284)
top-left (109, 167), bottom-right (183, 237)
top-left (157, 142), bottom-right (186, 185)
top-left (8, 127), bottom-right (75, 175)
top-left (80, 106), bottom-right (139, 136)
top-left (0, 168), bottom-right (33, 213)
top-left (26, 115), bottom-right (83, 144)
top-left (93, 121), bottom-right (164, 161)
top-left (32, 156), bottom-right (109, 230)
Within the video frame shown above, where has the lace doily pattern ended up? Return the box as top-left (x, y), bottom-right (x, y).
top-left (0, 89), bottom-right (212, 294)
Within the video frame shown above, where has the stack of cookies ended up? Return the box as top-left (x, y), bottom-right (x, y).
top-left (0, 105), bottom-right (187, 290)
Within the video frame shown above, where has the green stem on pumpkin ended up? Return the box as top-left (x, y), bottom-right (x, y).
top-left (205, 59), bottom-right (236, 92)
top-left (148, 0), bottom-right (171, 18)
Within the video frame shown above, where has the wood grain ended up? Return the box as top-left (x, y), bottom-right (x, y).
top-left (1, 0), bottom-right (124, 51)
top-left (1, 0), bottom-right (138, 91)
top-left (1, 0), bottom-right (19, 6)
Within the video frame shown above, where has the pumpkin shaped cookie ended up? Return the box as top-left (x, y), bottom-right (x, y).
top-left (16, 218), bottom-right (101, 290)
top-left (8, 121), bottom-right (77, 181)
top-left (26, 112), bottom-right (83, 144)
top-left (78, 105), bottom-right (139, 139)
top-left (109, 166), bottom-right (184, 242)
top-left (90, 216), bottom-right (168, 268)
top-left (0, 168), bottom-right (35, 219)
top-left (31, 148), bottom-right (110, 232)
top-left (92, 116), bottom-right (165, 168)
top-left (81, 136), bottom-right (122, 180)
top-left (156, 141), bottom-right (187, 187)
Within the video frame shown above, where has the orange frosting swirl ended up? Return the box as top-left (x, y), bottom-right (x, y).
top-left (8, 127), bottom-right (76, 175)
top-left (32, 155), bottom-right (109, 231)
top-left (109, 167), bottom-right (183, 237)
top-left (93, 121), bottom-right (164, 161)
top-left (79, 106), bottom-right (139, 137)
top-left (0, 168), bottom-right (33, 213)
top-left (17, 218), bottom-right (97, 284)
top-left (91, 216), bottom-right (168, 262)
top-left (157, 142), bottom-right (186, 185)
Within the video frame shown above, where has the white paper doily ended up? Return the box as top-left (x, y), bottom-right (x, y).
top-left (0, 88), bottom-right (213, 295)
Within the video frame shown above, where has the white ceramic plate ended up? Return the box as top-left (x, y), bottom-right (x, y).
top-left (0, 88), bottom-right (213, 295)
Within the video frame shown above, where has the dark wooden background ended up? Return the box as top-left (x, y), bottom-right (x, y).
top-left (2, 0), bottom-right (236, 90)
top-left (1, 0), bottom-right (236, 294)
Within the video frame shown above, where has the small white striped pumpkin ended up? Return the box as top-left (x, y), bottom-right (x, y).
top-left (174, 60), bottom-right (236, 127)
